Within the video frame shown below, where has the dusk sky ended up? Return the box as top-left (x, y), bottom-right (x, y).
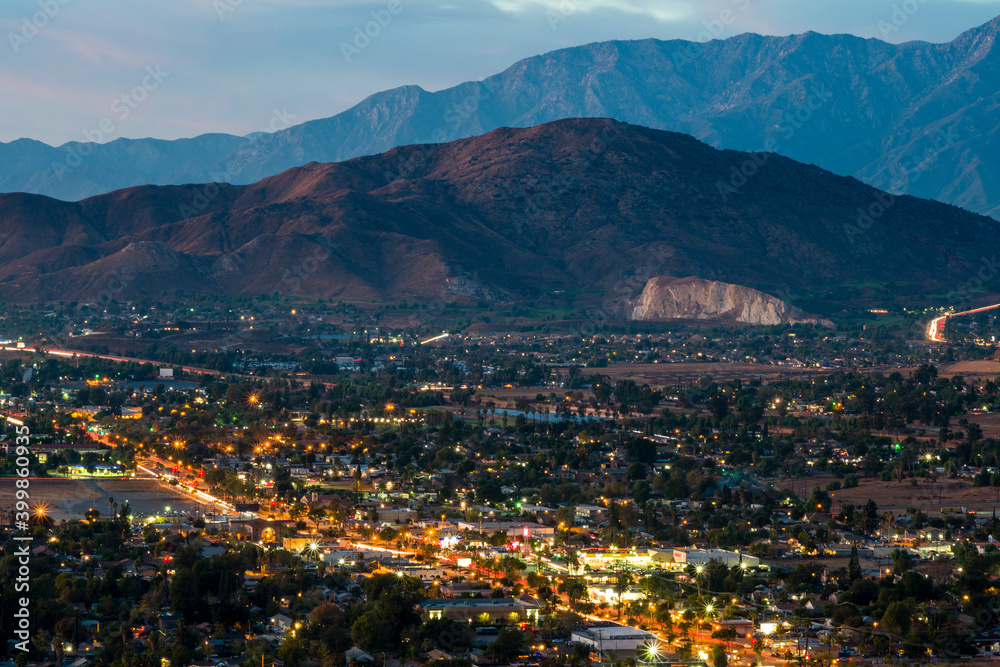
top-left (2, 0), bottom-right (1000, 146)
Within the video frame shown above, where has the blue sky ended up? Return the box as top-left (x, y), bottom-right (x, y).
top-left (2, 0), bottom-right (1000, 145)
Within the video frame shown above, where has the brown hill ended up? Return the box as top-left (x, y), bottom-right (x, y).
top-left (0, 118), bottom-right (997, 307)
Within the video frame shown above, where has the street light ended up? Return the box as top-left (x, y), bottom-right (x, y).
top-left (644, 641), bottom-right (660, 663)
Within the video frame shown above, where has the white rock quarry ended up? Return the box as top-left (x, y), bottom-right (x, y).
top-left (630, 276), bottom-right (832, 326)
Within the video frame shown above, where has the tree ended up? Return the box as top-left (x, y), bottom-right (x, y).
top-left (558, 579), bottom-right (587, 604)
top-left (613, 569), bottom-right (633, 619)
top-left (712, 643), bottom-right (728, 667)
top-left (848, 545), bottom-right (862, 582)
top-left (288, 501), bottom-right (306, 521)
top-left (488, 628), bottom-right (525, 662)
top-left (307, 503), bottom-right (327, 531)
top-left (881, 601), bottom-right (912, 637)
top-left (860, 499), bottom-right (879, 535)
top-left (631, 480), bottom-right (652, 507)
top-left (570, 642), bottom-right (592, 667)
top-left (499, 556), bottom-right (526, 581)
top-left (351, 609), bottom-right (392, 652)
top-left (708, 394), bottom-right (729, 421)
top-left (626, 463), bottom-right (646, 480)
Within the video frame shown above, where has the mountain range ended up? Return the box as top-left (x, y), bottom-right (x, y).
top-left (3, 17), bottom-right (1000, 218)
top-left (0, 119), bottom-right (997, 308)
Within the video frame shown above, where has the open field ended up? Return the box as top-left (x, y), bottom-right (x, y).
top-left (595, 362), bottom-right (825, 383)
top-left (940, 360), bottom-right (1000, 378)
top-left (964, 411), bottom-right (1000, 437)
top-left (767, 474), bottom-right (1000, 514)
top-left (0, 477), bottom-right (209, 522)
top-left (479, 363), bottom-right (826, 403)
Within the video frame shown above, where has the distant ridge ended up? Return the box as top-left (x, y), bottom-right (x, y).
top-left (4, 17), bottom-right (1000, 217)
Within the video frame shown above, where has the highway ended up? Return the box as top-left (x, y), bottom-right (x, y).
top-left (29, 347), bottom-right (225, 377)
top-left (926, 302), bottom-right (1000, 343)
top-left (3, 345), bottom-right (337, 388)
top-left (136, 457), bottom-right (236, 515)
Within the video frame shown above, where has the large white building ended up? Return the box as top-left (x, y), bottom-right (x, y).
top-left (671, 549), bottom-right (760, 570)
top-left (577, 548), bottom-right (761, 573)
top-left (586, 583), bottom-right (646, 605)
top-left (571, 625), bottom-right (657, 657)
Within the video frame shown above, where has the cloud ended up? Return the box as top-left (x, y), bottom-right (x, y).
top-left (488, 0), bottom-right (690, 23)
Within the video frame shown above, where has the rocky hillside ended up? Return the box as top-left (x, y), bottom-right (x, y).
top-left (0, 120), bottom-right (998, 306)
top-left (4, 17), bottom-right (1000, 216)
top-left (630, 277), bottom-right (832, 326)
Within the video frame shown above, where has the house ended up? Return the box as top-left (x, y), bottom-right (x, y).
top-left (427, 649), bottom-right (454, 661)
top-left (575, 505), bottom-right (607, 524)
top-left (268, 614), bottom-right (294, 633)
top-left (345, 647), bottom-right (375, 663)
top-left (158, 614), bottom-right (180, 637)
top-left (918, 527), bottom-right (948, 542)
top-left (712, 619), bottom-right (754, 636)
top-left (378, 507), bottom-right (417, 524)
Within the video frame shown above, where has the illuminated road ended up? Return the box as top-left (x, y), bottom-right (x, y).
top-left (3, 345), bottom-right (337, 387)
top-left (927, 303), bottom-right (1000, 343)
top-left (2, 345), bottom-right (224, 376)
top-left (137, 458), bottom-right (236, 514)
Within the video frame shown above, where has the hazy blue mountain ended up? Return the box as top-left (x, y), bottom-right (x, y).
top-left (4, 16), bottom-right (1000, 215)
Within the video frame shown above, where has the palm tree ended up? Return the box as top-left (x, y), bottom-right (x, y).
top-left (613, 569), bottom-right (633, 619)
top-left (564, 549), bottom-right (581, 574)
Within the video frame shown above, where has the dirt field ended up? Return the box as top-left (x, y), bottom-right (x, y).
top-left (0, 477), bottom-right (207, 522)
top-left (479, 363), bottom-right (825, 404)
top-left (590, 362), bottom-right (823, 384)
top-left (940, 360), bottom-right (1000, 379)
top-left (767, 474), bottom-right (1000, 514)
top-left (964, 411), bottom-right (1000, 437)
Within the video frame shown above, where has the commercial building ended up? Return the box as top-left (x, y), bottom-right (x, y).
top-left (570, 624), bottom-right (657, 658)
top-left (419, 598), bottom-right (541, 623)
top-left (454, 520), bottom-right (555, 540)
top-left (670, 549), bottom-right (760, 570)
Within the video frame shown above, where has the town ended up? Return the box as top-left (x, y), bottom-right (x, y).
top-left (1, 297), bottom-right (1000, 667)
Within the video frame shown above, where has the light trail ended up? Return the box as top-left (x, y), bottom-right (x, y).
top-left (419, 333), bottom-right (449, 345)
top-left (927, 302), bottom-right (1000, 343)
top-left (137, 460), bottom-right (236, 513)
